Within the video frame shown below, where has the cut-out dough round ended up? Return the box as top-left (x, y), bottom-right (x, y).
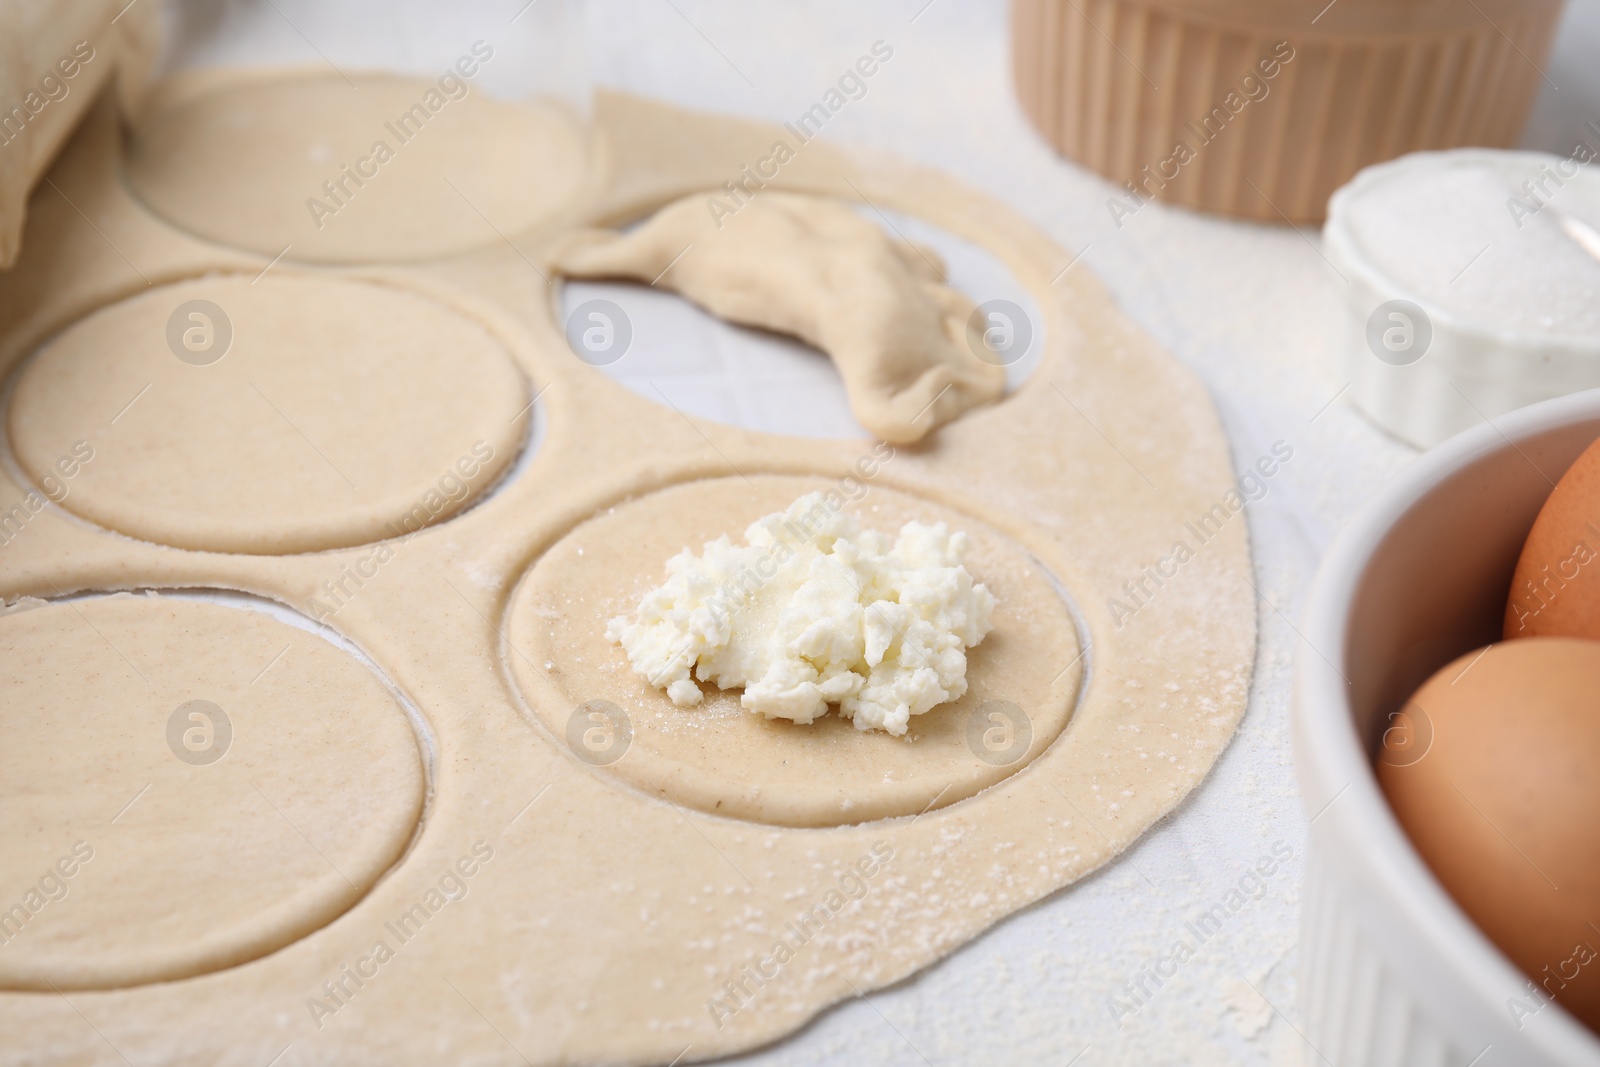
top-left (505, 474), bottom-right (1084, 827)
top-left (553, 192), bottom-right (1005, 443)
top-left (7, 273), bottom-right (526, 554)
top-left (123, 71), bottom-right (588, 263)
top-left (0, 593), bottom-right (425, 991)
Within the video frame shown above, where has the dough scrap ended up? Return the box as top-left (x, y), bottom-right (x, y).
top-left (553, 191), bottom-right (1006, 443)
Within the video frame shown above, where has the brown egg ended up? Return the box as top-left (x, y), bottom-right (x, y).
top-left (1377, 637), bottom-right (1600, 1032)
top-left (1505, 434), bottom-right (1600, 639)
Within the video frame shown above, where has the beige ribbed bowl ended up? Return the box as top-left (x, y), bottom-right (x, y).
top-left (1012, 0), bottom-right (1567, 222)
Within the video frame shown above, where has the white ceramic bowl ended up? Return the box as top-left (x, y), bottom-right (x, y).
top-left (1294, 388), bottom-right (1600, 1065)
top-left (1325, 149), bottom-right (1600, 450)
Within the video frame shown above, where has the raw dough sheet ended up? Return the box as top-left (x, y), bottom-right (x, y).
top-left (0, 51), bottom-right (1253, 1067)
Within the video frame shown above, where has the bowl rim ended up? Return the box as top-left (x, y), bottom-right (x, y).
top-left (1295, 387), bottom-right (1600, 1060)
top-left (1325, 147), bottom-right (1600, 354)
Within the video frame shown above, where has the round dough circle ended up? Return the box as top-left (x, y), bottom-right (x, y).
top-left (505, 474), bottom-right (1085, 827)
top-left (123, 72), bottom-right (588, 263)
top-left (7, 274), bottom-right (527, 554)
top-left (0, 594), bottom-right (426, 991)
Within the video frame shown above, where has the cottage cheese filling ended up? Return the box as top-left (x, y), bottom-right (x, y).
top-left (606, 493), bottom-right (996, 735)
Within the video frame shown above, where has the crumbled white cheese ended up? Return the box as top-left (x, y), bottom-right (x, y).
top-left (605, 492), bottom-right (996, 735)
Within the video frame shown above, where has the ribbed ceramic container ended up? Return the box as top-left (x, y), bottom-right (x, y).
top-left (1011, 0), bottom-right (1567, 222)
top-left (1294, 389), bottom-right (1600, 1066)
